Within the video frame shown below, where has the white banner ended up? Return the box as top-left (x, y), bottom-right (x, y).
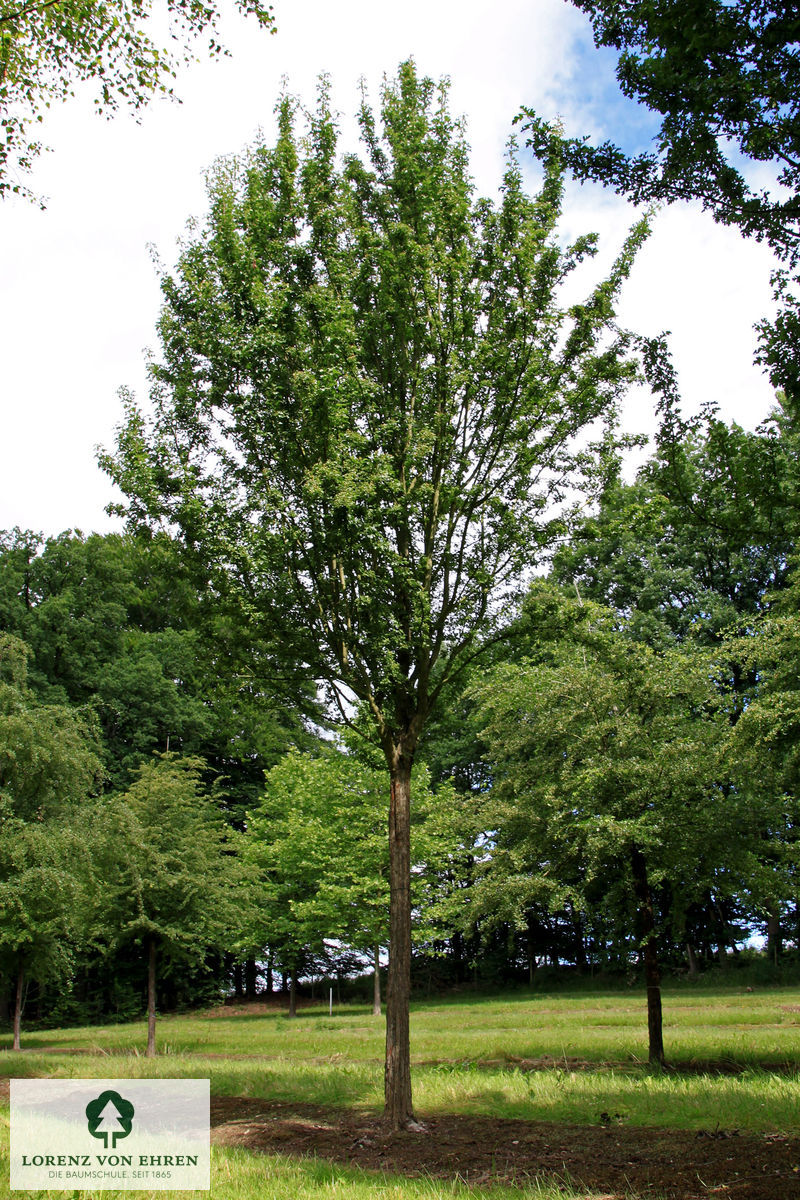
top-left (10, 1078), bottom-right (210, 1190)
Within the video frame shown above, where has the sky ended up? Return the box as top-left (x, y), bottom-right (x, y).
top-left (0, 0), bottom-right (780, 536)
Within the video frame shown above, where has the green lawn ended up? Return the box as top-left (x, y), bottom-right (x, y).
top-left (2, 983), bottom-right (799, 1198)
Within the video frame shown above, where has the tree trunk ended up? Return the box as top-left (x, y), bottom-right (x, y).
top-left (527, 914), bottom-right (537, 985)
top-left (266, 953), bottom-right (273, 994)
top-left (570, 903), bottom-right (588, 974)
top-left (233, 962), bottom-right (244, 998)
top-left (146, 938), bottom-right (157, 1058)
top-left (767, 906), bottom-right (781, 966)
top-left (384, 751), bottom-right (415, 1129)
top-left (12, 964), bottom-right (24, 1051)
top-left (686, 942), bottom-right (699, 979)
top-left (712, 897), bottom-right (728, 968)
top-left (373, 944), bottom-right (381, 1016)
top-left (630, 845), bottom-right (665, 1067)
top-left (245, 957), bottom-right (258, 999)
top-left (288, 965), bottom-right (297, 1018)
top-left (451, 929), bottom-right (465, 983)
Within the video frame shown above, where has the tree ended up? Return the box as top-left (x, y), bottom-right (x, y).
top-left (521, 0), bottom-right (800, 400)
top-left (249, 746), bottom-right (462, 1015)
top-left (0, 529), bottom-right (313, 801)
top-left (553, 407), bottom-right (795, 649)
top-left (101, 62), bottom-right (648, 1127)
top-left (0, 631), bottom-right (102, 1045)
top-left (728, 595), bottom-right (800, 958)
top-left (470, 593), bottom-right (747, 1065)
top-left (249, 748), bottom-right (391, 1016)
top-left (0, 0), bottom-right (276, 199)
top-left (0, 816), bottom-right (89, 1049)
top-left (0, 631), bottom-right (104, 822)
top-left (92, 754), bottom-right (254, 1056)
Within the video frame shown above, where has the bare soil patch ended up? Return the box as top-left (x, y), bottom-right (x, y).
top-left (212, 1095), bottom-right (800, 1199)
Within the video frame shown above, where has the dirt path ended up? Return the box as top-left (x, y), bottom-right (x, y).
top-left (211, 1095), bottom-right (800, 1199)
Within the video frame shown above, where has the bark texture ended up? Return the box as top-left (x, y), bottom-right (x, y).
top-left (384, 752), bottom-right (415, 1129)
top-left (146, 937), bottom-right (157, 1058)
top-left (630, 844), bottom-right (665, 1066)
top-left (12, 965), bottom-right (23, 1051)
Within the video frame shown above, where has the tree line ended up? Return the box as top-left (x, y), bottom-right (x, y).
top-left (1, 392), bottom-right (798, 1065)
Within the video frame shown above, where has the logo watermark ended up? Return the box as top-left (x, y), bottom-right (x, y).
top-left (10, 1079), bottom-right (210, 1190)
top-left (86, 1089), bottom-right (135, 1149)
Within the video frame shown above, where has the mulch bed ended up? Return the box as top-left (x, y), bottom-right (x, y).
top-left (211, 1095), bottom-right (800, 1199)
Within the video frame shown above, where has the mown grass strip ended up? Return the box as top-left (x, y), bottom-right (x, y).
top-left (3, 1050), bottom-right (798, 1132)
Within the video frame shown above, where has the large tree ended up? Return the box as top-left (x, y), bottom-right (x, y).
top-left (0, 0), bottom-right (276, 199)
top-left (522, 0), bottom-right (800, 401)
top-left (102, 62), bottom-right (648, 1127)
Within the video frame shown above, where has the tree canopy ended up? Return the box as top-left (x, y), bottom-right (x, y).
top-left (0, 631), bottom-right (104, 821)
top-left (101, 61), bottom-right (648, 1126)
top-left (92, 754), bottom-right (255, 1055)
top-left (470, 593), bottom-right (749, 1064)
top-left (0, 529), bottom-right (312, 800)
top-left (525, 0), bottom-right (800, 252)
top-left (522, 0), bottom-right (800, 401)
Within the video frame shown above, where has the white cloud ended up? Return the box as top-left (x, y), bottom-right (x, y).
top-left (0, 0), bottom-right (780, 535)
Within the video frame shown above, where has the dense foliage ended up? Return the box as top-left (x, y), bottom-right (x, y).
top-left (1, 62), bottom-right (799, 1088)
top-left (2, 399), bottom-right (797, 1061)
top-left (522, 0), bottom-right (800, 402)
top-left (99, 61), bottom-right (649, 1126)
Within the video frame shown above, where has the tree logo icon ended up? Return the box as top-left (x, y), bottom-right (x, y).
top-left (85, 1089), bottom-right (135, 1149)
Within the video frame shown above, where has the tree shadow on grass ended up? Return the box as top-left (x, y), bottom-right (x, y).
top-left (202, 1003), bottom-right (384, 1024)
top-left (415, 1050), bottom-right (800, 1079)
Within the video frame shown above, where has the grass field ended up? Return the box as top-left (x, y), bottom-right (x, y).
top-left (1, 982), bottom-right (799, 1199)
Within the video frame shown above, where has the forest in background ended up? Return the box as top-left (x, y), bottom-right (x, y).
top-left (2, 391), bottom-right (799, 1047)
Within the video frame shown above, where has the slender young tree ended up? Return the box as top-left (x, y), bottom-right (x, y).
top-left (471, 591), bottom-right (755, 1065)
top-left (0, 631), bottom-right (102, 1044)
top-left (0, 817), bottom-right (88, 1050)
top-left (92, 755), bottom-right (254, 1057)
top-left (101, 62), bottom-right (647, 1127)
